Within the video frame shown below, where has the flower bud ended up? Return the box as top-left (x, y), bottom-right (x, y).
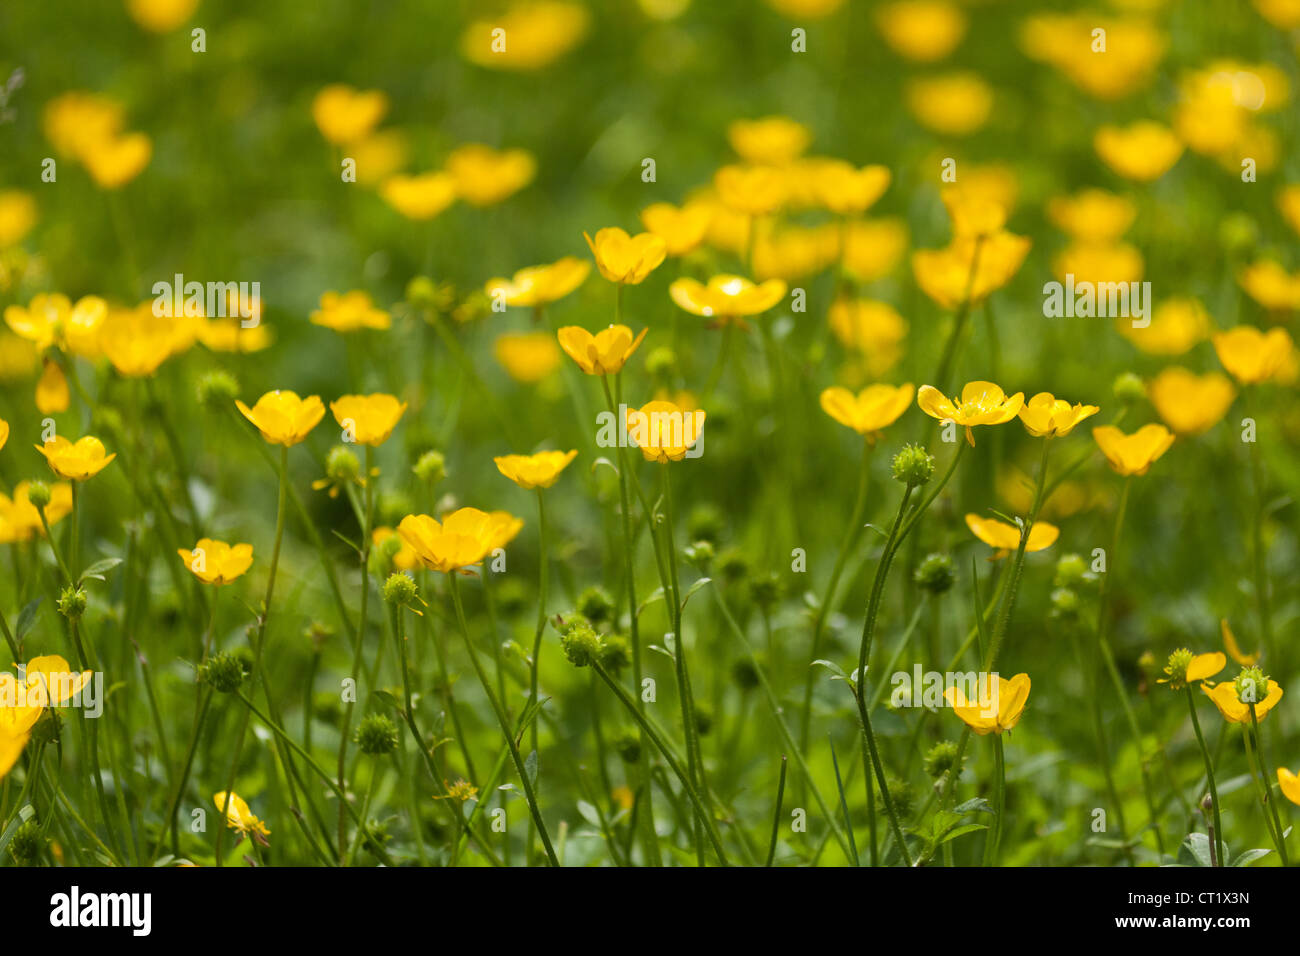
top-left (914, 553), bottom-right (955, 594)
top-left (891, 443), bottom-right (935, 488)
top-left (923, 740), bottom-right (961, 779)
top-left (598, 633), bottom-right (631, 672)
top-left (26, 480), bottom-right (51, 510)
top-left (355, 713), bottom-right (399, 755)
top-left (412, 449), bottom-right (447, 484)
top-left (612, 728), bottom-right (641, 763)
top-left (687, 503), bottom-right (724, 543)
top-left (1112, 372), bottom-right (1145, 404)
top-left (8, 820), bottom-right (44, 865)
top-left (57, 586), bottom-right (87, 620)
top-left (1235, 666), bottom-right (1270, 706)
top-left (325, 445), bottom-right (361, 483)
top-left (200, 651), bottom-right (246, 694)
top-left (197, 370), bottom-right (240, 409)
top-left (1053, 553), bottom-right (1088, 588)
top-left (560, 624), bottom-right (602, 667)
top-left (644, 346), bottom-right (676, 379)
top-left (576, 586), bottom-right (615, 626)
top-left (382, 572), bottom-right (419, 608)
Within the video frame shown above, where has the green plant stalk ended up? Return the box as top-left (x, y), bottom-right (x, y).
top-left (525, 487), bottom-right (550, 865)
top-left (1247, 704), bottom-right (1289, 866)
top-left (1185, 686), bottom-right (1224, 866)
top-left (159, 685), bottom-right (212, 858)
top-left (765, 755), bottom-right (788, 866)
top-left (983, 734), bottom-right (1006, 866)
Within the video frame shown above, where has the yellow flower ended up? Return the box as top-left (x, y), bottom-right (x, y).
top-left (4, 293), bottom-right (106, 355)
top-left (398, 508), bottom-right (504, 573)
top-left (713, 164), bottom-right (789, 216)
top-left (0, 417), bottom-right (6, 453)
top-left (1279, 185), bottom-right (1300, 237)
top-left (583, 228), bottom-right (667, 285)
top-left (1094, 121), bottom-right (1184, 182)
top-left (827, 299), bottom-right (908, 373)
top-left (372, 526), bottom-right (418, 571)
top-left (726, 116), bottom-right (811, 165)
top-left (1091, 424), bottom-right (1174, 476)
top-left (940, 186), bottom-right (1007, 239)
top-left (485, 258), bottom-right (590, 308)
top-left (197, 318), bottom-right (273, 353)
top-left (494, 449), bottom-right (578, 489)
top-left (1254, 0), bottom-right (1300, 28)
top-left (236, 390), bottom-right (326, 446)
top-left (556, 325), bottom-right (648, 375)
top-left (1277, 767), bottom-right (1300, 807)
top-left (310, 291), bottom-right (391, 332)
top-left (1, 655), bottom-right (92, 723)
top-left (1117, 296), bottom-right (1208, 355)
top-left (1159, 649), bottom-right (1226, 690)
top-left (0, 191), bottom-right (37, 247)
top-left (311, 84), bottom-right (388, 145)
top-left (494, 331), bottom-right (562, 383)
top-left (819, 384), bottom-right (914, 441)
top-left (1213, 326), bottom-right (1294, 385)
top-left (1053, 242), bottom-right (1143, 286)
top-left (945, 672), bottom-right (1031, 735)
top-left (36, 358), bottom-right (69, 414)
top-left (965, 514), bottom-right (1058, 558)
top-left (1020, 15), bottom-right (1163, 100)
top-left (669, 275), bottom-right (786, 325)
top-left (460, 1), bottom-right (589, 70)
top-left (912, 231), bottom-right (1031, 310)
top-left (213, 791), bottom-right (270, 843)
top-left (1149, 367), bottom-right (1235, 436)
top-left (99, 305), bottom-right (178, 377)
top-left (0, 731), bottom-right (28, 782)
top-left (1238, 260), bottom-right (1300, 312)
top-left (1221, 619), bottom-right (1259, 667)
top-left (0, 481), bottom-right (73, 544)
top-left (875, 0), bottom-right (967, 62)
top-left (380, 172), bottom-right (457, 221)
top-left (348, 129), bottom-right (410, 186)
top-left (35, 435), bottom-right (116, 481)
top-left (753, 225), bottom-right (835, 281)
top-left (811, 161), bottom-right (891, 216)
top-left (905, 73), bottom-right (993, 136)
top-left (446, 143), bottom-right (536, 206)
top-left (126, 0), bottom-right (198, 32)
top-left (1047, 189), bottom-right (1136, 243)
top-left (1018, 392), bottom-right (1100, 438)
top-left (330, 394), bottom-right (408, 446)
top-left (43, 92), bottom-right (124, 161)
top-left (625, 400), bottom-right (706, 463)
top-left (82, 132), bottom-right (152, 189)
top-left (916, 380), bottom-right (1024, 446)
top-left (1202, 671), bottom-right (1283, 724)
top-left (640, 202), bottom-right (713, 257)
top-left (177, 539), bottom-right (254, 586)
top-left (485, 510), bottom-right (525, 550)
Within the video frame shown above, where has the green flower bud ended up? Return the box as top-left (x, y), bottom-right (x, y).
top-left (8, 819), bottom-right (44, 865)
top-left (304, 621), bottom-right (333, 653)
top-left (495, 579), bottom-right (528, 617)
top-left (560, 624), bottom-right (602, 667)
top-left (1218, 212), bottom-right (1257, 255)
top-left (598, 633), bottom-right (631, 672)
top-left (748, 571), bottom-right (781, 609)
top-left (200, 651), bottom-right (246, 694)
top-left (644, 346), bottom-right (677, 379)
top-left (1112, 372), bottom-right (1145, 404)
top-left (1053, 553), bottom-right (1088, 588)
top-left (355, 713), bottom-right (400, 755)
top-left (730, 656), bottom-right (760, 691)
top-left (412, 449), bottom-right (447, 484)
top-left (382, 572), bottom-right (419, 608)
top-left (32, 710), bottom-right (62, 744)
top-left (378, 490), bottom-right (413, 528)
top-left (1049, 587), bottom-right (1080, 620)
top-left (717, 547), bottom-right (750, 585)
top-left (684, 539), bottom-right (714, 572)
top-left (576, 586), bottom-right (615, 626)
top-left (196, 370), bottom-right (240, 409)
top-left (405, 275), bottom-right (440, 310)
top-left (57, 586), bottom-right (86, 620)
top-left (923, 740), bottom-right (961, 780)
top-left (26, 480), bottom-right (51, 510)
top-left (914, 553), bottom-right (955, 594)
top-left (325, 445), bottom-right (361, 482)
top-left (687, 503), bottom-right (724, 543)
top-left (879, 775), bottom-right (915, 819)
top-left (891, 443), bottom-right (935, 488)
top-left (1235, 666), bottom-right (1271, 706)
top-left (612, 728), bottom-right (642, 764)
top-left (693, 703), bottom-right (714, 737)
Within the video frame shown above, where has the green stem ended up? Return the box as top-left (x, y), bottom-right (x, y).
top-left (1185, 686), bottom-right (1224, 866)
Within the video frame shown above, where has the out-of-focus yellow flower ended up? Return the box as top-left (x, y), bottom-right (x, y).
top-left (966, 514), bottom-right (1059, 557)
top-left (197, 318), bottom-right (273, 353)
top-left (876, 1), bottom-right (967, 62)
top-left (0, 481), bottom-right (73, 544)
top-left (945, 673), bottom-right (1031, 735)
top-left (765, 0), bottom-right (844, 17)
top-left (1047, 189), bottom-right (1135, 243)
top-left (584, 228), bottom-right (667, 284)
top-left (1091, 423), bottom-right (1174, 475)
top-left (494, 331), bottom-right (562, 383)
top-left (82, 132), bottom-right (152, 189)
top-left (126, 0), bottom-right (198, 32)
top-left (380, 172), bottom-right (457, 220)
top-left (330, 394), bottom-right (408, 446)
top-left (236, 390), bottom-right (326, 446)
top-left (940, 185), bottom-right (1007, 239)
top-left (398, 508), bottom-right (503, 572)
top-left (1149, 367), bottom-right (1235, 436)
top-left (819, 383), bottom-right (913, 441)
top-left (1117, 297), bottom-right (1208, 355)
top-left (36, 358), bottom-right (69, 414)
top-left (1202, 670), bottom-right (1283, 723)
top-left (905, 73), bottom-right (993, 136)
top-left (348, 129), bottom-right (410, 186)
top-left (1053, 242), bottom-right (1144, 286)
top-left (1238, 260), bottom-right (1300, 312)
top-left (840, 218), bottom-right (909, 282)
top-left (1278, 767), bottom-right (1300, 806)
top-left (727, 116), bottom-right (811, 165)
top-left (912, 231), bottom-right (1032, 310)
top-left (44, 92), bottom-right (125, 160)
top-left (669, 275), bottom-right (786, 325)
top-left (1213, 326), bottom-right (1294, 384)
top-left (1279, 185), bottom-right (1300, 237)
top-left (445, 144), bottom-right (536, 206)
top-left (557, 325), bottom-right (648, 375)
top-left (178, 539), bottom-right (254, 586)
top-left (1254, 0), bottom-right (1300, 28)
top-left (811, 161), bottom-right (890, 216)
top-left (484, 510), bottom-right (525, 550)
top-left (461, 2), bottom-right (589, 70)
top-left (1094, 121), bottom-right (1184, 182)
top-left (99, 306), bottom-right (178, 377)
top-left (494, 449), bottom-right (578, 489)
top-left (1221, 619), bottom-right (1260, 667)
top-left (640, 202), bottom-right (713, 257)
top-left (312, 84), bottom-right (388, 145)
top-left (0, 192), bottom-right (37, 247)
top-left (35, 435), bottom-right (116, 480)
top-left (1020, 15), bottom-right (1164, 100)
top-left (310, 291), bottom-right (391, 332)
top-left (214, 791), bottom-right (270, 843)
top-left (625, 400), bottom-right (705, 463)
top-left (828, 298), bottom-right (908, 359)
top-left (4, 293), bottom-right (107, 355)
top-left (917, 380), bottom-right (1024, 446)
top-left (1018, 392), bottom-right (1099, 438)
top-left (714, 164), bottom-right (788, 216)
top-left (753, 225), bottom-right (833, 282)
top-left (373, 526), bottom-right (418, 571)
top-left (486, 258), bottom-right (590, 308)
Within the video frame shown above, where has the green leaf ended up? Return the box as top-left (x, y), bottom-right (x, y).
top-left (1178, 832), bottom-right (1213, 867)
top-left (576, 800), bottom-right (602, 827)
top-left (589, 457), bottom-right (619, 477)
top-left (953, 797), bottom-right (994, 816)
top-left (937, 823), bottom-right (988, 846)
top-left (372, 689), bottom-right (400, 711)
top-left (1230, 847), bottom-right (1271, 867)
top-left (524, 749), bottom-right (539, 791)
top-left (15, 598), bottom-right (41, 644)
top-left (78, 557), bottom-right (123, 584)
top-left (678, 577), bottom-right (712, 612)
top-left (0, 804), bottom-right (35, 857)
top-left (811, 659), bottom-right (847, 679)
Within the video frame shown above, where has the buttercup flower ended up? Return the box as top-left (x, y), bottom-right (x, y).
top-left (1118, 297), bottom-right (1208, 355)
top-left (372, 526), bottom-right (418, 572)
top-left (713, 164), bottom-right (788, 216)
top-left (312, 84), bottom-right (388, 144)
top-left (494, 449), bottom-right (578, 489)
top-left (82, 132), bottom-right (152, 189)
top-left (1202, 667), bottom-right (1283, 723)
top-left (625, 400), bottom-right (706, 462)
top-left (214, 791), bottom-right (270, 844)
top-left (486, 258), bottom-right (590, 308)
top-left (1213, 326), bottom-right (1294, 384)
top-left (1093, 121), bottom-right (1184, 182)
top-left (1221, 619), bottom-right (1259, 667)
top-left (99, 305), bottom-right (179, 377)
top-left (1277, 767), bottom-right (1300, 807)
top-left (5, 293), bottom-right (107, 355)
top-left (727, 116), bottom-right (811, 165)
top-left (1018, 392), bottom-right (1100, 438)
top-left (1091, 424), bottom-right (1174, 476)
top-left (584, 228), bottom-right (667, 284)
top-left (310, 291), bottom-right (391, 332)
top-left (0, 191), bottom-right (37, 248)
top-left (126, 0), bottom-right (199, 32)
top-left (965, 514), bottom-right (1059, 558)
top-left (811, 161), bottom-right (891, 216)
top-left (819, 383), bottom-right (914, 441)
top-left (1238, 260), bottom-right (1300, 311)
top-left (945, 673), bottom-right (1031, 735)
top-left (669, 275), bottom-right (787, 325)
top-left (445, 143), bottom-right (536, 206)
top-left (1148, 367), bottom-right (1235, 436)
top-left (1047, 189), bottom-right (1136, 243)
top-left (640, 202), bottom-right (713, 257)
top-left (1158, 649), bottom-right (1225, 690)
top-left (43, 91), bottom-right (124, 161)
top-left (0, 481), bottom-right (73, 544)
top-left (398, 508), bottom-right (507, 572)
top-left (916, 380), bottom-right (1025, 446)
top-left (841, 219), bottom-right (909, 281)
top-left (460, 2), bottom-right (589, 71)
top-left (875, 1), bottom-right (967, 62)
top-left (905, 73), bottom-right (993, 136)
top-left (35, 435), bottom-right (116, 481)
top-left (330, 394), bottom-right (408, 446)
top-left (381, 172), bottom-right (457, 220)
top-left (236, 390), bottom-right (326, 446)
top-left (912, 231), bottom-right (1032, 310)
top-left (178, 539), bottom-right (254, 586)
top-left (827, 298), bottom-right (908, 372)
top-left (35, 359), bottom-right (69, 414)
top-left (557, 325), bottom-right (648, 375)
top-left (494, 331), bottom-right (562, 383)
